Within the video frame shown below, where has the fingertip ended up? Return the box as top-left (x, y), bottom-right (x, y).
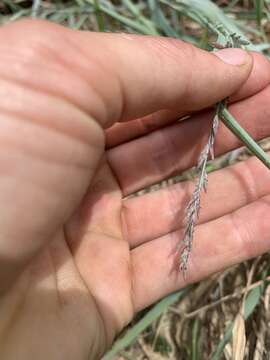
top-left (232, 51), bottom-right (270, 101)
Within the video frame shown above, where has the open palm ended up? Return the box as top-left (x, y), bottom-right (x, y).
top-left (1, 20), bottom-right (270, 360)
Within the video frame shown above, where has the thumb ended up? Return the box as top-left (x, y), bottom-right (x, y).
top-left (74, 31), bottom-right (253, 127)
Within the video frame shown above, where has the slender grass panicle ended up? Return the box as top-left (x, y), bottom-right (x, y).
top-left (179, 30), bottom-right (246, 274)
top-left (180, 28), bottom-right (270, 274)
top-left (180, 107), bottom-right (220, 273)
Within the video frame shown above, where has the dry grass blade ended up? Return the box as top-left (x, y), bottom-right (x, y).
top-left (232, 260), bottom-right (259, 359)
top-left (212, 284), bottom-right (262, 359)
top-left (232, 313), bottom-right (246, 360)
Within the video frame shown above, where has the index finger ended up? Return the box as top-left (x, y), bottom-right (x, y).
top-left (105, 51), bottom-right (270, 148)
top-left (76, 32), bottom-right (253, 128)
top-left (2, 19), bottom-right (252, 130)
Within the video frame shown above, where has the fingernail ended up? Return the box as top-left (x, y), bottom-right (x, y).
top-left (214, 48), bottom-right (249, 66)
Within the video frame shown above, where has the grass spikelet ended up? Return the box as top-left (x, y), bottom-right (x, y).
top-left (180, 107), bottom-right (220, 274)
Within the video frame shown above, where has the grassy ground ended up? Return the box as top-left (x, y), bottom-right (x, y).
top-left (1, 1), bottom-right (270, 359)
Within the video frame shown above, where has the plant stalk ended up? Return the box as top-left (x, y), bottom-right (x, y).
top-left (219, 106), bottom-right (270, 170)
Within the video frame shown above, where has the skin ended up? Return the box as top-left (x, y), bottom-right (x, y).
top-left (0, 19), bottom-right (270, 359)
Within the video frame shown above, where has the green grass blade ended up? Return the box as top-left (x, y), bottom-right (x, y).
top-left (83, 0), bottom-right (155, 34)
top-left (220, 107), bottom-right (270, 171)
top-left (191, 318), bottom-right (200, 360)
top-left (198, 28), bottom-right (210, 49)
top-left (73, 13), bottom-right (89, 29)
top-left (102, 288), bottom-right (190, 360)
top-left (32, 0), bottom-right (42, 17)
top-left (244, 285), bottom-right (262, 317)
top-left (93, 0), bottom-right (105, 32)
top-left (254, 0), bottom-right (264, 27)
top-left (7, 9), bottom-right (31, 21)
top-left (2, 0), bottom-right (21, 12)
top-left (122, 0), bottom-right (159, 35)
top-left (211, 284), bottom-right (263, 360)
top-left (160, 0), bottom-right (256, 50)
top-left (148, 0), bottom-right (180, 37)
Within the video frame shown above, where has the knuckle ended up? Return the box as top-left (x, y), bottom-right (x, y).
top-left (147, 36), bottom-right (195, 64)
top-left (241, 160), bottom-right (260, 202)
top-left (14, 21), bottom-right (67, 68)
top-left (0, 19), bottom-right (71, 83)
top-left (0, 21), bottom-right (69, 107)
top-left (229, 212), bottom-right (251, 255)
top-left (0, 20), bottom-right (106, 147)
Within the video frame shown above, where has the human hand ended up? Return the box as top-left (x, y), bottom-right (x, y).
top-left (1, 19), bottom-right (270, 360)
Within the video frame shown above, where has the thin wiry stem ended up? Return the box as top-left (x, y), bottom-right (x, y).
top-left (180, 104), bottom-right (221, 274)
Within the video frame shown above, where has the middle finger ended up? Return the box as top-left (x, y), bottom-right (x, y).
top-left (122, 150), bottom-right (270, 248)
top-left (108, 85), bottom-right (270, 196)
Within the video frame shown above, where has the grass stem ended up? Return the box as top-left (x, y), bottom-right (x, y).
top-left (220, 106), bottom-right (270, 170)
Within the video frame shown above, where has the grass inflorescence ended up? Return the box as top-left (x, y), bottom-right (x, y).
top-left (180, 104), bottom-right (220, 274)
top-left (180, 27), bottom-right (270, 275)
